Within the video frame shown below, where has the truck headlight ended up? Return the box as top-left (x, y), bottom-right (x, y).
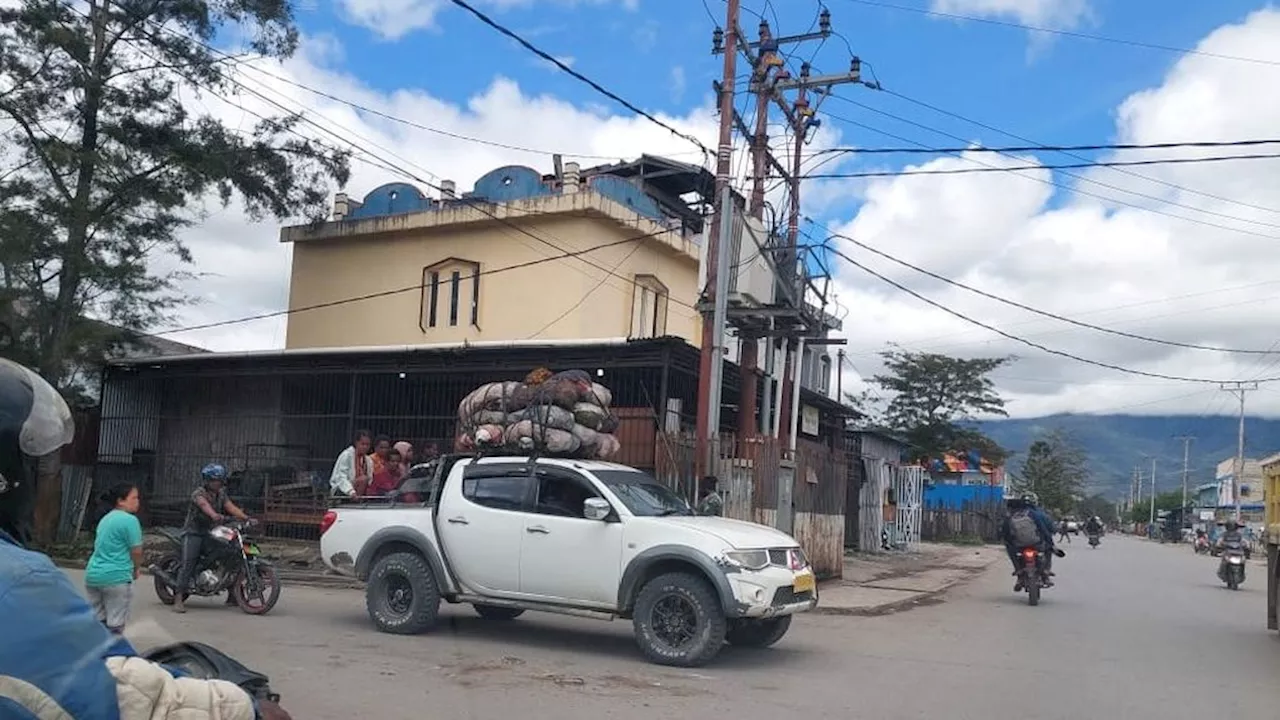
top-left (724, 550), bottom-right (770, 571)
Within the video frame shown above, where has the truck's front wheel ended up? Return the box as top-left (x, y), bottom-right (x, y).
top-left (366, 552), bottom-right (440, 635)
top-left (632, 572), bottom-right (727, 667)
top-left (726, 615), bottom-right (792, 648)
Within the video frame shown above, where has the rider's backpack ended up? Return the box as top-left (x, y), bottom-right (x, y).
top-left (1008, 510), bottom-right (1041, 547)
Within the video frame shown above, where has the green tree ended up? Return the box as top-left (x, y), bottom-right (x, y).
top-left (1077, 493), bottom-right (1118, 525)
top-left (870, 349), bottom-right (1012, 462)
top-left (0, 0), bottom-right (349, 394)
top-left (0, 0), bottom-right (349, 543)
top-left (1009, 428), bottom-right (1090, 516)
top-left (1126, 491), bottom-right (1183, 524)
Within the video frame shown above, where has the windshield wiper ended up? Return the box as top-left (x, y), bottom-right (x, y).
top-left (656, 508), bottom-right (692, 517)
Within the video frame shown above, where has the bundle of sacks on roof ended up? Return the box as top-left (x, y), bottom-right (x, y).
top-left (456, 367), bottom-right (621, 459)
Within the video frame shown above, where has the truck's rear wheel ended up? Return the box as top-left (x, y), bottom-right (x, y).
top-left (632, 572), bottom-right (727, 667)
top-left (473, 604), bottom-right (525, 620)
top-left (366, 552), bottom-right (440, 635)
top-left (726, 615), bottom-right (792, 648)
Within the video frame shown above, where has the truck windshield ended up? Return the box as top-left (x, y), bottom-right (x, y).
top-left (593, 470), bottom-right (693, 517)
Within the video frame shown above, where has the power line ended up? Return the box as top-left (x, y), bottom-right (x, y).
top-left (811, 232), bottom-right (1280, 384)
top-left (55, 3), bottom-right (707, 347)
top-left (813, 137), bottom-right (1280, 156)
top-left (803, 152), bottom-right (1280, 178)
top-left (812, 222), bottom-right (1280, 355)
top-left (820, 94), bottom-right (1280, 238)
top-left (881, 88), bottom-right (1280, 218)
top-left (525, 240), bottom-right (647, 340)
top-left (234, 62), bottom-right (703, 161)
top-left (843, 0), bottom-right (1280, 67)
top-left (102, 9), bottom-right (705, 317)
top-left (155, 233), bottom-right (660, 337)
top-left (446, 0), bottom-right (710, 159)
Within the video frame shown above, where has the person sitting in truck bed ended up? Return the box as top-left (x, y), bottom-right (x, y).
top-left (367, 448), bottom-right (403, 497)
top-left (330, 430), bottom-right (374, 497)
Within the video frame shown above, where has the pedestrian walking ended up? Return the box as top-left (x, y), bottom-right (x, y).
top-left (84, 482), bottom-right (144, 635)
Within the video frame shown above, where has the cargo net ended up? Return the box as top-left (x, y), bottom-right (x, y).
top-left (455, 367), bottom-right (621, 460)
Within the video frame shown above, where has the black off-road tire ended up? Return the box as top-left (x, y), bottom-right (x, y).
top-left (632, 572), bottom-right (727, 667)
top-left (473, 604), bottom-right (525, 620)
top-left (366, 552), bottom-right (440, 635)
top-left (725, 615), bottom-right (792, 648)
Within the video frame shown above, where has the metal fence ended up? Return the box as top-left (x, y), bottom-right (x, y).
top-left (96, 362), bottom-right (688, 540)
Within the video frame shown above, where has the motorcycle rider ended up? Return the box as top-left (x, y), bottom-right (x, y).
top-left (172, 463), bottom-right (251, 614)
top-left (998, 492), bottom-right (1056, 590)
top-left (1215, 519), bottom-right (1246, 564)
top-left (1085, 515), bottom-right (1104, 537)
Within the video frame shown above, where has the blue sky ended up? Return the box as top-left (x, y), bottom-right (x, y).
top-left (294, 0), bottom-right (1264, 166)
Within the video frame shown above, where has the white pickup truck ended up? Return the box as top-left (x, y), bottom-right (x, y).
top-left (320, 454), bottom-right (818, 667)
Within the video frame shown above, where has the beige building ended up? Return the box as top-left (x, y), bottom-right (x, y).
top-left (280, 157), bottom-right (716, 349)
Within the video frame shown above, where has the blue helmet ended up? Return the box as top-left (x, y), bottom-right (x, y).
top-left (200, 463), bottom-right (228, 483)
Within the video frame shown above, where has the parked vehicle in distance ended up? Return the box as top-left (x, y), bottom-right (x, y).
top-left (320, 454), bottom-right (819, 667)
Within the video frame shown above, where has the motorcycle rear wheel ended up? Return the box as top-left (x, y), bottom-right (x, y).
top-left (233, 564), bottom-right (282, 615)
top-left (1026, 573), bottom-right (1041, 606)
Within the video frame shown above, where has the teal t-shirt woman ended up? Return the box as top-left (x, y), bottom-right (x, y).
top-left (84, 483), bottom-right (143, 634)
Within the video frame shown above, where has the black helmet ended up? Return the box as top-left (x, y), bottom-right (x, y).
top-left (0, 358), bottom-right (75, 543)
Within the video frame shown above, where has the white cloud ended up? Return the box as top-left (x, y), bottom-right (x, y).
top-left (931, 0), bottom-right (1092, 30)
top-left (830, 8), bottom-right (1280, 417)
top-left (669, 65), bottom-right (686, 103)
top-left (337, 0), bottom-right (638, 40)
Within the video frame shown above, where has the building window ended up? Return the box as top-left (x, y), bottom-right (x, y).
top-left (449, 270), bottom-right (461, 326)
top-left (631, 275), bottom-right (669, 339)
top-left (421, 258), bottom-right (481, 332)
top-left (427, 272), bottom-right (440, 327)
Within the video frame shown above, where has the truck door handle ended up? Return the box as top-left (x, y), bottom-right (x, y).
top-left (525, 525), bottom-right (550, 535)
top-left (447, 516), bottom-right (469, 525)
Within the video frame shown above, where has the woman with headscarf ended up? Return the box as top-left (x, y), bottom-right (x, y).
top-left (393, 441), bottom-right (414, 479)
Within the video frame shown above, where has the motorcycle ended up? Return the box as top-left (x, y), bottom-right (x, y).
top-left (141, 641), bottom-right (280, 704)
top-left (1194, 535), bottom-right (1210, 555)
top-left (1016, 547), bottom-right (1048, 606)
top-left (1087, 532), bottom-right (1100, 548)
top-left (151, 519), bottom-right (282, 614)
top-left (1217, 543), bottom-right (1247, 590)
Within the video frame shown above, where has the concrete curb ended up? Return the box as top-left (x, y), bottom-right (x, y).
top-left (813, 551), bottom-right (1002, 617)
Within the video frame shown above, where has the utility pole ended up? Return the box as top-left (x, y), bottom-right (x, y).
top-left (695, 0), bottom-right (739, 478)
top-left (1221, 382), bottom-right (1258, 522)
top-left (1175, 435), bottom-right (1194, 533)
top-left (1148, 456), bottom-right (1157, 528)
top-left (1130, 465), bottom-right (1139, 520)
top-left (713, 8), bottom-right (860, 451)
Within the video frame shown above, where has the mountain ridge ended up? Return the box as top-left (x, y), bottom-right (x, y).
top-left (976, 414), bottom-right (1280, 499)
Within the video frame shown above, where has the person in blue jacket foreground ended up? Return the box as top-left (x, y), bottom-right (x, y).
top-left (0, 358), bottom-right (290, 719)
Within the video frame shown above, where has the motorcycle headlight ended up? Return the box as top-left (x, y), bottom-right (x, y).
top-left (1228, 556), bottom-right (1244, 564)
top-left (723, 550), bottom-right (770, 571)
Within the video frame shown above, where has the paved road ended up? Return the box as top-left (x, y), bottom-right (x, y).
top-left (65, 536), bottom-right (1278, 719)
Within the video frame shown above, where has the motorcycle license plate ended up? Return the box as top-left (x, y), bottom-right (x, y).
top-left (793, 571), bottom-right (816, 594)
top-left (243, 543), bottom-right (260, 556)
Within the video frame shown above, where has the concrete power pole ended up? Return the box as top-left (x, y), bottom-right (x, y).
top-left (712, 9), bottom-right (860, 451)
top-left (1221, 382), bottom-right (1258, 522)
top-left (1175, 435), bottom-right (1194, 532)
top-left (1148, 456), bottom-right (1157, 528)
top-left (694, 0), bottom-right (739, 478)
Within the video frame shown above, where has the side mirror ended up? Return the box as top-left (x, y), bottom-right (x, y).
top-left (584, 497), bottom-right (612, 521)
